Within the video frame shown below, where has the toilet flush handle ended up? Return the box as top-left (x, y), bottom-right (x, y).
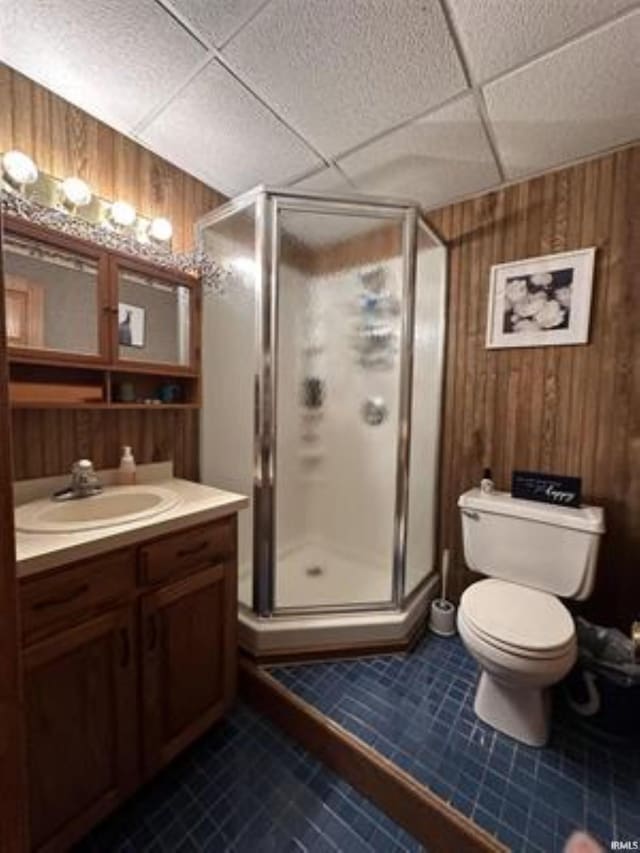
top-left (461, 509), bottom-right (480, 521)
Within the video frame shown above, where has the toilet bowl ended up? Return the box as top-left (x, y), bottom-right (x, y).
top-left (457, 488), bottom-right (604, 746)
top-left (458, 578), bottom-right (577, 746)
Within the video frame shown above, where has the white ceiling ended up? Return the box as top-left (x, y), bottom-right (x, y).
top-left (1, 0), bottom-right (639, 210)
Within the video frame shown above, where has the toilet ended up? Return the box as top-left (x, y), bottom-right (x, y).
top-left (457, 488), bottom-right (605, 747)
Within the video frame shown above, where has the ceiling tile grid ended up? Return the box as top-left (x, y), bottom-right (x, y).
top-left (0, 0), bottom-right (638, 206)
top-left (288, 165), bottom-right (356, 194)
top-left (338, 94), bottom-right (501, 210)
top-left (446, 0), bottom-right (639, 83)
top-left (160, 0), bottom-right (267, 48)
top-left (483, 9), bottom-right (640, 179)
top-left (222, 0), bottom-right (468, 158)
top-left (139, 59), bottom-right (322, 195)
top-left (0, 0), bottom-right (206, 131)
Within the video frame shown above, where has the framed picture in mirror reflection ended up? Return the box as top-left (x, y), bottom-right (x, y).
top-left (118, 302), bottom-right (146, 349)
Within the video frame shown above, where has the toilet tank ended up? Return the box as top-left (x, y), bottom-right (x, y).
top-left (458, 489), bottom-right (605, 600)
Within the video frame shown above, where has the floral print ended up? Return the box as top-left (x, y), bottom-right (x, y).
top-left (503, 267), bottom-right (573, 333)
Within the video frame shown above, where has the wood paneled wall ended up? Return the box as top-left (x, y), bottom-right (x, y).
top-left (1, 65), bottom-right (221, 482)
top-left (2, 66), bottom-right (638, 627)
top-left (10, 408), bottom-right (199, 482)
top-left (0, 65), bottom-right (223, 252)
top-left (426, 145), bottom-right (640, 630)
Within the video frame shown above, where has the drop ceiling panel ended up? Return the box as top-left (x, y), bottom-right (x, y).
top-left (448, 0), bottom-right (638, 83)
top-left (280, 208), bottom-right (399, 249)
top-left (165, 0), bottom-right (266, 47)
top-left (0, 0), bottom-right (205, 131)
top-left (140, 60), bottom-right (322, 196)
top-left (282, 167), bottom-right (389, 246)
top-left (223, 0), bottom-right (467, 157)
top-left (289, 166), bottom-right (355, 193)
top-left (339, 95), bottom-right (501, 210)
top-left (484, 11), bottom-right (640, 179)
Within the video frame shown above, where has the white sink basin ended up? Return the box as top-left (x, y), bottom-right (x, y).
top-left (15, 485), bottom-right (182, 533)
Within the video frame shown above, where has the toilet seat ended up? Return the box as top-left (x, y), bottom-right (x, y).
top-left (459, 578), bottom-right (575, 660)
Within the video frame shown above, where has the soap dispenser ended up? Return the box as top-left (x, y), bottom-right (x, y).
top-left (117, 446), bottom-right (137, 485)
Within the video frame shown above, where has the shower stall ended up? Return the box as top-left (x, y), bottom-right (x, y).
top-left (197, 187), bottom-right (446, 658)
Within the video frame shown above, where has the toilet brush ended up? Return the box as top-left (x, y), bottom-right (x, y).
top-left (429, 549), bottom-right (457, 637)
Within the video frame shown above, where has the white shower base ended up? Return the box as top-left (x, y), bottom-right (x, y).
top-left (239, 541), bottom-right (431, 610)
top-left (237, 541), bottom-right (438, 659)
top-left (239, 541), bottom-right (394, 609)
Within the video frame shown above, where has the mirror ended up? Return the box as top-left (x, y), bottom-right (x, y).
top-left (4, 234), bottom-right (99, 356)
top-left (117, 270), bottom-right (191, 367)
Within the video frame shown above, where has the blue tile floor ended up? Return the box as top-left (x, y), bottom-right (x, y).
top-left (76, 702), bottom-right (423, 853)
top-left (270, 634), bottom-right (640, 853)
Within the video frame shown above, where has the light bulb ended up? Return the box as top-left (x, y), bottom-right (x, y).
top-left (2, 150), bottom-right (38, 187)
top-left (61, 176), bottom-right (92, 208)
top-left (110, 200), bottom-right (136, 227)
top-left (148, 217), bottom-right (173, 242)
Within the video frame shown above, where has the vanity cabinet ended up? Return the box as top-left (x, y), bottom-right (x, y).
top-left (4, 217), bottom-right (201, 409)
top-left (19, 515), bottom-right (238, 853)
top-left (23, 607), bottom-right (138, 852)
top-left (141, 562), bottom-right (236, 776)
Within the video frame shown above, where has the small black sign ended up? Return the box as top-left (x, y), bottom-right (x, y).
top-left (511, 470), bottom-right (582, 508)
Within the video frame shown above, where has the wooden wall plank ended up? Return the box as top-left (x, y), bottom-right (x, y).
top-left (1, 65), bottom-right (222, 486)
top-left (10, 408), bottom-right (200, 482)
top-left (1, 64), bottom-right (638, 629)
top-left (0, 63), bottom-right (223, 251)
top-left (425, 144), bottom-right (640, 631)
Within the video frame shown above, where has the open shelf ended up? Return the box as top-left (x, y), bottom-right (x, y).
top-left (9, 358), bottom-right (200, 410)
top-left (10, 401), bottom-right (199, 410)
top-left (8, 353), bottom-right (199, 378)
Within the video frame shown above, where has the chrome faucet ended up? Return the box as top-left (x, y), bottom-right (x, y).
top-left (52, 459), bottom-right (103, 501)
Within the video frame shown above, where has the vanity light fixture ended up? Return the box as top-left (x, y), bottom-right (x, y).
top-left (2, 149), bottom-right (38, 189)
top-left (60, 176), bottom-right (92, 210)
top-left (148, 216), bottom-right (173, 243)
top-left (0, 157), bottom-right (200, 267)
top-left (110, 200), bottom-right (137, 228)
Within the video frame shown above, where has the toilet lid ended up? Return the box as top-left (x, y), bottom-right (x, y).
top-left (460, 579), bottom-right (575, 654)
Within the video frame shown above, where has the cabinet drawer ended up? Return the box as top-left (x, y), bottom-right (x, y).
top-left (20, 549), bottom-right (136, 645)
top-left (139, 518), bottom-right (235, 586)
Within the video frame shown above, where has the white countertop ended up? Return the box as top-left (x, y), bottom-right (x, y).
top-left (15, 472), bottom-right (248, 579)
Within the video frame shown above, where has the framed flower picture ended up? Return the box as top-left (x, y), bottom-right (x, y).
top-left (486, 248), bottom-right (596, 349)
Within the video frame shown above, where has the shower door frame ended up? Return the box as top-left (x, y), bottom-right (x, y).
top-left (197, 186), bottom-right (444, 619)
top-left (260, 189), bottom-right (418, 618)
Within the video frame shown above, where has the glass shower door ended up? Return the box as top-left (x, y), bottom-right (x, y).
top-left (198, 202), bottom-right (258, 610)
top-left (272, 204), bottom-right (407, 611)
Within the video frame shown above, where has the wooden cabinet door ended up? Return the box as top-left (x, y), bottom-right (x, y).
top-left (23, 606), bottom-right (137, 852)
top-left (141, 562), bottom-right (237, 777)
top-left (110, 255), bottom-right (200, 373)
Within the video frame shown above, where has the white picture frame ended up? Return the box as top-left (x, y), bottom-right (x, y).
top-left (486, 248), bottom-right (596, 349)
top-left (118, 302), bottom-right (146, 349)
